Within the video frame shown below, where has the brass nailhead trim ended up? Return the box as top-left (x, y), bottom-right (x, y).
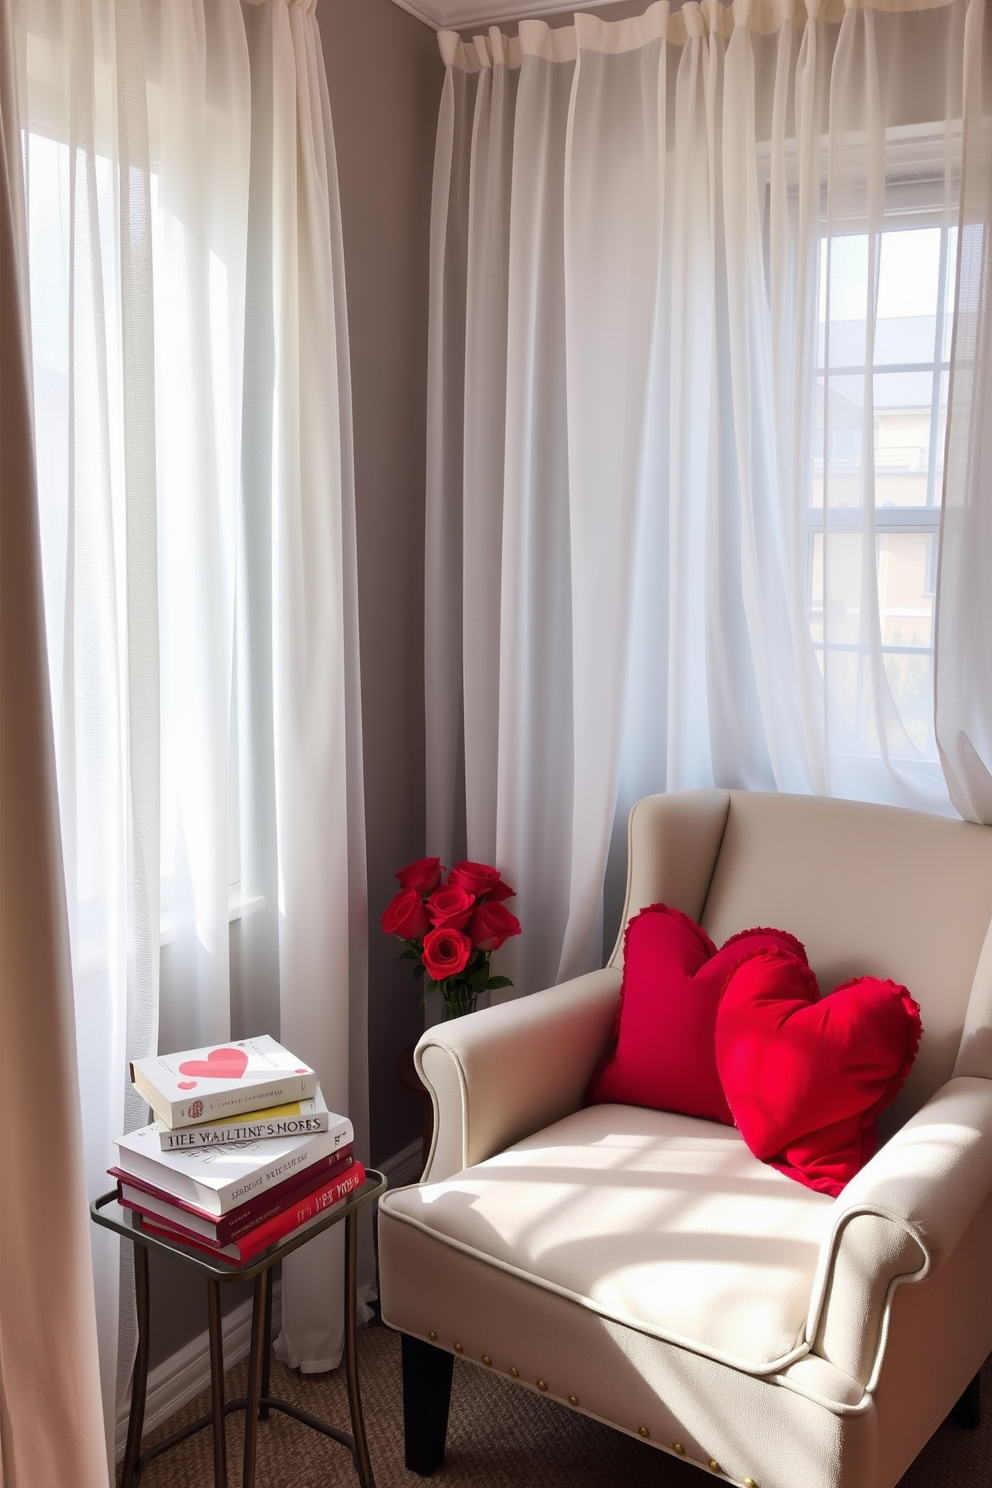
top-left (509, 1367), bottom-right (519, 1378)
top-left (454, 1343), bottom-right (464, 1353)
top-left (709, 1461), bottom-right (721, 1474)
top-left (537, 1380), bottom-right (548, 1392)
top-left (482, 1355), bottom-right (492, 1366)
top-left (427, 1331), bottom-right (437, 1342)
top-left (638, 1426), bottom-right (650, 1438)
top-left (743, 1479), bottom-right (759, 1487)
top-left (673, 1444), bottom-right (685, 1455)
top-left (568, 1396), bottom-right (579, 1407)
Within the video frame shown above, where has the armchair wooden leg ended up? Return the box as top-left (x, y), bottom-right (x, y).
top-left (952, 1371), bottom-right (981, 1428)
top-left (402, 1334), bottom-right (454, 1476)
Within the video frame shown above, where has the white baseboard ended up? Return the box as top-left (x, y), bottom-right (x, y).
top-left (114, 1281), bottom-right (282, 1460)
top-left (378, 1137), bottom-right (423, 1189)
top-left (114, 1138), bottom-right (422, 1459)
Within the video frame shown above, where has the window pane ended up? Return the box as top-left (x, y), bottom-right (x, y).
top-left (814, 373), bottom-right (867, 509)
top-left (941, 225), bottom-right (959, 362)
top-left (820, 531), bottom-right (865, 646)
top-left (808, 199), bottom-right (956, 768)
top-left (873, 369), bottom-right (933, 506)
top-left (809, 529), bottom-right (937, 758)
top-left (882, 652), bottom-right (935, 758)
top-left (877, 533), bottom-right (935, 650)
top-left (875, 227), bottom-right (941, 363)
top-left (818, 233), bottom-right (869, 369)
top-left (935, 369), bottom-right (950, 497)
top-left (818, 227), bottom-right (953, 369)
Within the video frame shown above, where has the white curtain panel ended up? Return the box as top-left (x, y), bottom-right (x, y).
top-left (15, 0), bottom-right (367, 1436)
top-left (425, 40), bottom-right (476, 873)
top-left (935, 1), bottom-right (992, 821)
top-left (240, 0), bottom-right (371, 1373)
top-left (427, 0), bottom-right (984, 994)
top-left (497, 23), bottom-right (577, 996)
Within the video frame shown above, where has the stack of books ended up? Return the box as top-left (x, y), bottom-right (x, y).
top-left (111, 1036), bottom-right (364, 1263)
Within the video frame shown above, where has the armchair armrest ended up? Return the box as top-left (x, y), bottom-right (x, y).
top-left (806, 1076), bottom-right (992, 1386)
top-left (415, 968), bottom-right (622, 1182)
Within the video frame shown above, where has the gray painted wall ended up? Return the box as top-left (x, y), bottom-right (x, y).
top-left (319, 0), bottom-right (443, 1171)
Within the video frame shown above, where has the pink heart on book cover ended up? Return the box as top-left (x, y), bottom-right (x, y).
top-left (178, 1047), bottom-right (249, 1081)
top-left (177, 1080), bottom-right (197, 1090)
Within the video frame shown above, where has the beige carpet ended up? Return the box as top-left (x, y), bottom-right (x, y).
top-left (126, 1323), bottom-right (991, 1487)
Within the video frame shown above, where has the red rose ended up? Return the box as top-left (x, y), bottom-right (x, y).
top-left (395, 856), bottom-right (443, 893)
top-left (422, 927), bottom-right (472, 980)
top-left (381, 888), bottom-right (431, 940)
top-left (468, 901), bottom-right (521, 952)
top-left (426, 884), bottom-right (475, 930)
top-left (446, 860), bottom-right (502, 897)
top-left (485, 877), bottom-right (515, 902)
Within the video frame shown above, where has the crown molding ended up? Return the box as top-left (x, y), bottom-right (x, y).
top-left (389, 0), bottom-right (607, 31)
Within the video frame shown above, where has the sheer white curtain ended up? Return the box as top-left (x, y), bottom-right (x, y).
top-left (239, 0), bottom-right (370, 1375)
top-left (497, 23), bottom-right (576, 996)
top-left (427, 0), bottom-right (984, 994)
top-left (935, 0), bottom-right (992, 821)
top-left (15, 0), bottom-right (367, 1444)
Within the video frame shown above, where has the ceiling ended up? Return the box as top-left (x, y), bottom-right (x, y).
top-left (389, 0), bottom-right (602, 29)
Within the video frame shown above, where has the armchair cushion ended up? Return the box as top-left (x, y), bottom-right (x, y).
top-left (587, 904), bottom-right (806, 1125)
top-left (381, 1102), bottom-right (835, 1374)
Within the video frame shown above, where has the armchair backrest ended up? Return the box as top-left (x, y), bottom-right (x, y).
top-left (612, 790), bottom-right (992, 1130)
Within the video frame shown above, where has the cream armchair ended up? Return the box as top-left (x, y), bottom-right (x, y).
top-left (378, 790), bottom-right (992, 1488)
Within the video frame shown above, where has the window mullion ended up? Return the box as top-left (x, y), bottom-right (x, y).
top-left (926, 222), bottom-right (950, 509)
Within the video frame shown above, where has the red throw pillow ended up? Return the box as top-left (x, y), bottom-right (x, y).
top-left (715, 949), bottom-right (922, 1196)
top-left (587, 904), bottom-right (808, 1125)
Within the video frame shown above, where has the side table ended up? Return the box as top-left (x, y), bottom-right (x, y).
top-left (91, 1169), bottom-right (386, 1488)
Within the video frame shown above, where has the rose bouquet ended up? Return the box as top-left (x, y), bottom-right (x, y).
top-left (382, 857), bottom-right (522, 1020)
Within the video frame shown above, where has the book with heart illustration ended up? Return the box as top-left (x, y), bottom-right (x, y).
top-left (130, 1035), bottom-right (318, 1129)
top-left (113, 1117), bottom-right (353, 1216)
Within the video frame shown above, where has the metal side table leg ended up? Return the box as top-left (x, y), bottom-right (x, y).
top-left (242, 1268), bottom-right (270, 1488)
top-left (207, 1279), bottom-right (228, 1488)
top-left (344, 1211), bottom-right (376, 1488)
top-left (259, 1265), bottom-right (273, 1421)
top-left (121, 1242), bottom-right (150, 1488)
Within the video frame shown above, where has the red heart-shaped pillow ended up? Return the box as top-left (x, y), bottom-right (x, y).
top-left (587, 904), bottom-right (807, 1125)
top-left (715, 949), bottom-right (922, 1195)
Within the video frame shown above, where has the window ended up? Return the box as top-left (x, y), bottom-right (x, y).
top-left (808, 199), bottom-right (958, 762)
top-left (26, 127), bottom-right (257, 951)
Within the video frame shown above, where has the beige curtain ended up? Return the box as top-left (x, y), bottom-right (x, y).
top-left (0, 1), bottom-right (108, 1482)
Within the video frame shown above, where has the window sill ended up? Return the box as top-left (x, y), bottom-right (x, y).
top-left (159, 888), bottom-right (265, 946)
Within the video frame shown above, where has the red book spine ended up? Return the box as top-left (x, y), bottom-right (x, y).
top-left (141, 1162), bottom-right (367, 1262)
top-left (111, 1143), bottom-right (354, 1244)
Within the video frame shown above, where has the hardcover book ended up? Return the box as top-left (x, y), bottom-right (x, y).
top-left (156, 1089), bottom-right (336, 1151)
top-left (113, 1142), bottom-right (356, 1245)
top-left (114, 1119), bottom-right (351, 1217)
top-left (135, 1162), bottom-right (367, 1263)
top-left (130, 1035), bottom-right (318, 1129)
